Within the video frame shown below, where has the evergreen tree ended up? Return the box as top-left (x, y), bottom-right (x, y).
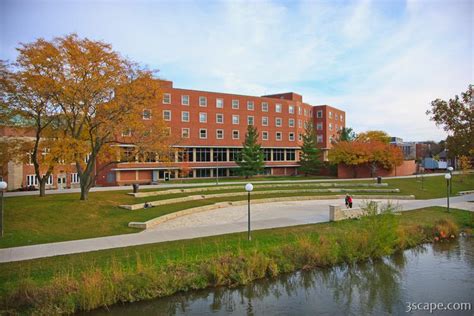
top-left (299, 121), bottom-right (322, 176)
top-left (236, 125), bottom-right (264, 178)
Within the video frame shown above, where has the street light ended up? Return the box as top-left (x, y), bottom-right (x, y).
top-left (447, 166), bottom-right (454, 194)
top-left (245, 183), bottom-right (254, 241)
top-left (0, 181), bottom-right (7, 237)
top-left (444, 173), bottom-right (451, 212)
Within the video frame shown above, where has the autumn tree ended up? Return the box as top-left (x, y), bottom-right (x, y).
top-left (458, 155), bottom-right (472, 182)
top-left (299, 121), bottom-right (322, 176)
top-left (8, 34), bottom-right (173, 200)
top-left (356, 130), bottom-right (391, 144)
top-left (426, 85), bottom-right (473, 157)
top-left (236, 125), bottom-right (264, 178)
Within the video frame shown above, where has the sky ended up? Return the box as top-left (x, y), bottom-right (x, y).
top-left (1, 0), bottom-right (472, 141)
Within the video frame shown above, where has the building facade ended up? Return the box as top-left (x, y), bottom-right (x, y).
top-left (1, 80), bottom-right (345, 190)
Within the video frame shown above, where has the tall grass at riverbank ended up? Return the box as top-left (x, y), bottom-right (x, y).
top-left (1, 208), bottom-right (470, 315)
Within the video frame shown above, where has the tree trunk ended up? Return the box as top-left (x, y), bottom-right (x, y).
top-left (39, 180), bottom-right (46, 197)
top-left (80, 187), bottom-right (88, 201)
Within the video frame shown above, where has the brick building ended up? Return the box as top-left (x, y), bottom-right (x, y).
top-left (1, 80), bottom-right (345, 189)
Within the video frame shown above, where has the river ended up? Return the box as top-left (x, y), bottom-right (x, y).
top-left (85, 238), bottom-right (473, 315)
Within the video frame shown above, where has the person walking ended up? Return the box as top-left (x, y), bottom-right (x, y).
top-left (348, 195), bottom-right (353, 208)
top-left (345, 194), bottom-right (350, 208)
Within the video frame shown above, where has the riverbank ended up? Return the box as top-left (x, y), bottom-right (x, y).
top-left (1, 207), bottom-right (472, 314)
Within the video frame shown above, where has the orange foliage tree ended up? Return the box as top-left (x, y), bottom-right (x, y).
top-left (329, 139), bottom-right (403, 178)
top-left (3, 35), bottom-right (175, 200)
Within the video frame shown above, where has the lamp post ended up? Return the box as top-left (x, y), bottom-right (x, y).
top-left (245, 183), bottom-right (253, 241)
top-left (0, 181), bottom-right (7, 237)
top-left (447, 166), bottom-right (453, 194)
top-left (444, 173), bottom-right (451, 212)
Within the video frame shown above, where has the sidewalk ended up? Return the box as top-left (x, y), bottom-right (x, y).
top-left (0, 194), bottom-right (472, 263)
top-left (4, 172), bottom-right (450, 197)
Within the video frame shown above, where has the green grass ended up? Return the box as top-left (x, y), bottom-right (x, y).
top-left (0, 207), bottom-right (472, 314)
top-left (1, 174), bottom-right (472, 248)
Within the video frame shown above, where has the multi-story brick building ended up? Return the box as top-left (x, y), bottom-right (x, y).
top-left (1, 80), bottom-right (345, 190)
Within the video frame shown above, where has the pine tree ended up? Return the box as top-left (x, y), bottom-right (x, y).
top-left (299, 121), bottom-right (322, 176)
top-left (236, 125), bottom-right (264, 178)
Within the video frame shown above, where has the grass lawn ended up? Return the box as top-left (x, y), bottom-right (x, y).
top-left (1, 174), bottom-right (472, 249)
top-left (0, 207), bottom-right (472, 314)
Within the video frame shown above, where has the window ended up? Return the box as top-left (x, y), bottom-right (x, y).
top-left (232, 99), bottom-right (239, 109)
top-left (163, 110), bottom-right (171, 121)
top-left (27, 175), bottom-right (37, 186)
top-left (181, 95), bottom-right (189, 105)
top-left (289, 119), bottom-right (295, 127)
top-left (213, 148), bottom-right (227, 161)
top-left (335, 114), bottom-right (338, 121)
top-left (178, 148), bottom-right (194, 162)
top-left (216, 98), bottom-right (224, 108)
top-left (317, 135), bottom-right (323, 143)
top-left (329, 111), bottom-right (333, 118)
top-left (163, 93), bottom-right (171, 104)
top-left (216, 129), bottom-right (224, 139)
top-left (247, 116), bottom-right (254, 125)
top-left (232, 130), bottom-right (239, 139)
top-left (121, 129), bottom-right (132, 137)
top-left (298, 106), bottom-right (302, 115)
top-left (232, 115), bottom-right (239, 125)
top-left (196, 168), bottom-right (211, 177)
top-left (262, 117), bottom-right (268, 126)
top-left (298, 119), bottom-right (302, 128)
top-left (261, 102), bottom-right (268, 112)
top-left (289, 132), bottom-right (295, 141)
top-left (216, 113), bottom-right (224, 124)
top-left (317, 110), bottom-right (323, 118)
top-left (182, 128), bottom-right (190, 138)
top-left (298, 133), bottom-right (303, 141)
top-left (143, 109), bottom-right (152, 120)
top-left (199, 112), bottom-right (207, 123)
top-left (309, 110), bottom-right (312, 116)
top-left (44, 174), bottom-right (53, 185)
top-left (329, 123), bottom-right (333, 131)
top-left (71, 173), bottom-right (80, 184)
top-left (262, 131), bottom-right (269, 140)
top-left (264, 149), bottom-right (272, 161)
top-left (276, 132), bottom-right (282, 141)
top-left (196, 148), bottom-right (211, 162)
top-left (273, 149), bottom-right (284, 161)
top-left (199, 96), bottom-right (207, 107)
top-left (289, 105), bottom-right (294, 114)
top-left (316, 122), bottom-right (323, 130)
top-left (304, 109), bottom-right (308, 116)
top-left (286, 149), bottom-right (295, 161)
top-left (199, 129), bottom-right (207, 139)
top-left (229, 148), bottom-right (241, 161)
top-left (335, 124), bottom-right (338, 131)
top-left (181, 111), bottom-right (189, 122)
top-left (276, 104), bottom-right (282, 113)
top-left (275, 118), bottom-right (282, 127)
top-left (340, 114), bottom-right (344, 122)
top-left (247, 101), bottom-right (254, 110)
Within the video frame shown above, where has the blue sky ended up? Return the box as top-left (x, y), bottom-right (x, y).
top-left (1, 0), bottom-right (472, 141)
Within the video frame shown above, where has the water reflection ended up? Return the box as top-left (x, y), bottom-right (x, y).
top-left (86, 238), bottom-right (473, 316)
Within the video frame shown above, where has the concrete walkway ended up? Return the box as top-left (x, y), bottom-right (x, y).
top-left (4, 172), bottom-right (449, 197)
top-left (0, 194), bottom-right (472, 263)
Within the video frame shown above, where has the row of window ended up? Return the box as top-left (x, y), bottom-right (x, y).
top-left (181, 128), bottom-right (298, 141)
top-left (316, 110), bottom-right (344, 122)
top-left (26, 173), bottom-right (80, 186)
top-left (159, 110), bottom-right (309, 128)
top-left (162, 93), bottom-right (312, 116)
top-left (316, 122), bottom-right (343, 131)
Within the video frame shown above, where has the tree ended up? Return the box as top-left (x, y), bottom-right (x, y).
top-left (299, 121), bottom-right (322, 176)
top-left (1, 57), bottom-right (75, 196)
top-left (458, 155), bottom-right (472, 182)
top-left (6, 34), bottom-right (173, 200)
top-left (337, 127), bottom-right (357, 142)
top-left (426, 85), bottom-right (473, 157)
top-left (236, 125), bottom-right (264, 178)
top-left (329, 140), bottom-right (403, 178)
top-left (356, 130), bottom-right (391, 144)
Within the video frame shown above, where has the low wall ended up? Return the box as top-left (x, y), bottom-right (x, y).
top-left (329, 205), bottom-right (368, 221)
top-left (338, 160), bottom-right (416, 179)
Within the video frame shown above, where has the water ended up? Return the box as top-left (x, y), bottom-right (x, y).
top-left (87, 239), bottom-right (474, 315)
